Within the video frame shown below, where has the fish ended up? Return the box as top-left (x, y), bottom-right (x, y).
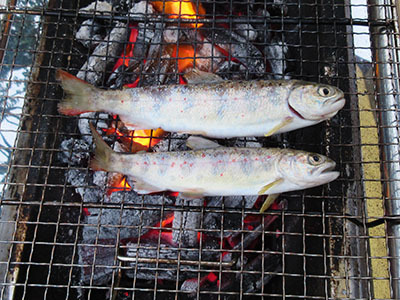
top-left (89, 124), bottom-right (339, 208)
top-left (57, 69), bottom-right (345, 138)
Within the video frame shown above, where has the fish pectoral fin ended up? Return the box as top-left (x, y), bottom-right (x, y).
top-left (180, 188), bottom-right (206, 199)
top-left (186, 136), bottom-right (221, 150)
top-left (184, 68), bottom-right (224, 84)
top-left (178, 130), bottom-right (208, 136)
top-left (258, 178), bottom-right (283, 195)
top-left (133, 179), bottom-right (164, 194)
top-left (259, 194), bottom-right (280, 213)
top-left (264, 117), bottom-right (294, 137)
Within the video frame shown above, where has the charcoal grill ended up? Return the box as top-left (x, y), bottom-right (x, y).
top-left (0, 0), bottom-right (399, 299)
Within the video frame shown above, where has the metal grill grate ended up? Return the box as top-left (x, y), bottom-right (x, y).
top-left (0, 0), bottom-right (398, 299)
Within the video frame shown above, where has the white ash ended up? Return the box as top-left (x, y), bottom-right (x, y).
top-left (78, 113), bottom-right (109, 144)
top-left (264, 40), bottom-right (290, 80)
top-left (235, 23), bottom-right (258, 41)
top-left (180, 278), bottom-right (198, 294)
top-left (153, 133), bottom-right (189, 152)
top-left (66, 169), bottom-right (104, 203)
top-left (76, 19), bottom-right (103, 49)
top-left (58, 138), bottom-right (90, 165)
top-left (79, 1), bottom-right (113, 14)
top-left (82, 196), bottom-right (167, 241)
top-left (194, 42), bottom-right (225, 72)
top-left (163, 27), bottom-right (181, 44)
top-left (92, 170), bottom-right (108, 187)
top-left (129, 0), bottom-right (155, 16)
top-left (172, 197), bottom-right (204, 247)
top-left (234, 137), bottom-right (262, 148)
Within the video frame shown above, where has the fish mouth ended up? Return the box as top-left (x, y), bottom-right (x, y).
top-left (318, 163), bottom-right (340, 183)
top-left (320, 97), bottom-right (346, 119)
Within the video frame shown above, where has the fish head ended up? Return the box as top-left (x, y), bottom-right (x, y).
top-left (288, 81), bottom-right (345, 121)
top-left (277, 150), bottom-right (339, 188)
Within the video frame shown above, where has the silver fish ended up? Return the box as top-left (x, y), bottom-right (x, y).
top-left (57, 69), bottom-right (345, 138)
top-left (89, 125), bottom-right (339, 202)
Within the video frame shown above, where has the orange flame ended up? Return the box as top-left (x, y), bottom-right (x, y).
top-left (168, 44), bottom-right (195, 73)
top-left (107, 173), bottom-right (132, 195)
top-left (151, 0), bottom-right (205, 28)
top-left (131, 128), bottom-right (165, 148)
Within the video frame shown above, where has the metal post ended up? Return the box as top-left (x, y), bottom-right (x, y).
top-left (368, 0), bottom-right (400, 297)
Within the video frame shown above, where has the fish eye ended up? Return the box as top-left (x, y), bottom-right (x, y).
top-left (318, 86), bottom-right (331, 97)
top-left (308, 154), bottom-right (323, 165)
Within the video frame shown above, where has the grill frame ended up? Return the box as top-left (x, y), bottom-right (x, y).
top-left (0, 0), bottom-right (398, 299)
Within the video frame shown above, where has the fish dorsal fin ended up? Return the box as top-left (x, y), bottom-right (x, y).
top-left (186, 136), bottom-right (221, 150)
top-left (184, 69), bottom-right (224, 84)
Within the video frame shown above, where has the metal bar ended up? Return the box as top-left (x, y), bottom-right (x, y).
top-left (368, 0), bottom-right (400, 298)
top-left (117, 255), bottom-right (235, 268)
top-left (0, 7), bottom-right (392, 27)
top-left (0, 0), bottom-right (17, 66)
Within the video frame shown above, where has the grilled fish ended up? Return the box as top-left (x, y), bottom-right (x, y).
top-left (57, 69), bottom-right (345, 138)
top-left (89, 124), bottom-right (339, 200)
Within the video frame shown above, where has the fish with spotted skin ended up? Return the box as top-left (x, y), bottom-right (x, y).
top-left (57, 69), bottom-right (345, 138)
top-left (89, 124), bottom-right (339, 206)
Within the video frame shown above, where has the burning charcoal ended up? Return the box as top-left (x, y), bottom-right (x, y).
top-left (180, 278), bottom-right (198, 294)
top-left (128, 2), bottom-right (157, 70)
top-left (76, 19), bottom-right (103, 49)
top-left (145, 54), bottom-right (174, 85)
top-left (214, 60), bottom-right (242, 80)
top-left (130, 0), bottom-right (155, 16)
top-left (234, 23), bottom-right (258, 41)
top-left (163, 26), bottom-right (181, 44)
top-left (223, 253), bottom-right (281, 297)
top-left (172, 197), bottom-right (204, 247)
top-left (58, 138), bottom-right (90, 165)
top-left (264, 39), bottom-right (289, 79)
top-left (204, 196), bottom-right (258, 238)
top-left (153, 133), bottom-right (189, 152)
top-left (123, 242), bottom-right (198, 280)
top-left (122, 240), bottom-right (225, 280)
top-left (77, 21), bottom-right (128, 85)
top-left (78, 239), bottom-right (117, 285)
top-left (141, 20), bottom-right (168, 85)
top-left (194, 42), bottom-right (225, 72)
top-left (201, 27), bottom-right (265, 77)
top-left (66, 169), bottom-right (104, 203)
top-left (79, 1), bottom-right (114, 14)
top-left (78, 112), bottom-right (109, 144)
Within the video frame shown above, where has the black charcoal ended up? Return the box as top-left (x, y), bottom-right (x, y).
top-left (172, 197), bottom-right (204, 247)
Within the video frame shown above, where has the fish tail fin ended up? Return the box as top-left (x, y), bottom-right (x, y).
top-left (56, 69), bottom-right (99, 115)
top-left (89, 123), bottom-right (115, 172)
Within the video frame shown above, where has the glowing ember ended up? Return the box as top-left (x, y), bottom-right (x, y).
top-left (131, 128), bottom-right (165, 148)
top-left (113, 26), bottom-right (139, 71)
top-left (108, 173), bottom-right (132, 195)
top-left (168, 44), bottom-right (195, 73)
top-left (161, 215), bottom-right (175, 227)
top-left (151, 0), bottom-right (205, 28)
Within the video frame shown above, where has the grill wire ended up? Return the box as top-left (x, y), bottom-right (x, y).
top-left (0, 0), bottom-right (398, 299)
